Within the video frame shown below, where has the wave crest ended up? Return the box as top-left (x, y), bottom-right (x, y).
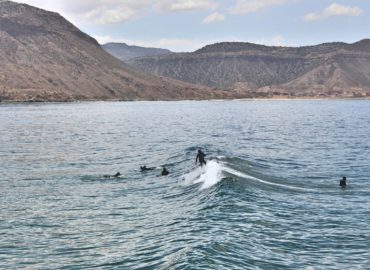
top-left (182, 160), bottom-right (225, 190)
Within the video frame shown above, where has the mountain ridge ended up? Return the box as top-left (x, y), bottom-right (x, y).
top-left (129, 39), bottom-right (370, 97)
top-left (0, 0), bottom-right (227, 101)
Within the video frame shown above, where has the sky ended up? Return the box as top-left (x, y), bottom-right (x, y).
top-left (14, 0), bottom-right (370, 52)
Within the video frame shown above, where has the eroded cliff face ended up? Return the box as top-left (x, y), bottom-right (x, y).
top-left (129, 40), bottom-right (370, 98)
top-left (0, 1), bottom-right (226, 102)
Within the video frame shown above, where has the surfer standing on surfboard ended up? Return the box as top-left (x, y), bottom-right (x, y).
top-left (195, 150), bottom-right (207, 167)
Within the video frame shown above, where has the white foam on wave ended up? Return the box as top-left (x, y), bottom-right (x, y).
top-left (223, 166), bottom-right (315, 192)
top-left (182, 160), bottom-right (225, 190)
top-left (181, 160), bottom-right (314, 192)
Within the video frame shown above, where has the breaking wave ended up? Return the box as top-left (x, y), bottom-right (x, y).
top-left (181, 158), bottom-right (315, 192)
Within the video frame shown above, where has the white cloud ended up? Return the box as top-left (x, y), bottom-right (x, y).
top-left (304, 12), bottom-right (320, 21)
top-left (14, 0), bottom-right (151, 25)
top-left (202, 12), bottom-right (225, 24)
top-left (15, 0), bottom-right (221, 24)
top-left (99, 10), bottom-right (136, 24)
top-left (304, 3), bottom-right (363, 21)
top-left (229, 0), bottom-right (287, 15)
top-left (155, 0), bottom-right (218, 12)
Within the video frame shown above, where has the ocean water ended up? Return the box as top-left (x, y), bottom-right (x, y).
top-left (1, 100), bottom-right (370, 269)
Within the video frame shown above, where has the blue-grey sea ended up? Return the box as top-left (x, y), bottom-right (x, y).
top-left (1, 100), bottom-right (370, 269)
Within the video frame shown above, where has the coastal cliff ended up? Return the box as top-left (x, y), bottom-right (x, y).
top-left (0, 1), bottom-right (225, 102)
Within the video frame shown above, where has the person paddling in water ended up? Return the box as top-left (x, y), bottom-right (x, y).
top-left (196, 149), bottom-right (207, 167)
top-left (340, 176), bottom-right (347, 187)
top-left (104, 172), bottom-right (121, 178)
top-left (161, 167), bottom-right (169, 176)
top-left (141, 166), bottom-right (155, 172)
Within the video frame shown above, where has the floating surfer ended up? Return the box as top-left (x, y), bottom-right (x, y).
top-left (340, 176), bottom-right (347, 187)
top-left (195, 150), bottom-right (207, 167)
top-left (104, 172), bottom-right (122, 178)
top-left (161, 167), bottom-right (169, 176)
top-left (113, 172), bottom-right (121, 177)
top-left (140, 166), bottom-right (156, 172)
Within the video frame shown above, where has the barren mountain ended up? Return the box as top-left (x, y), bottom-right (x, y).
top-left (102, 43), bottom-right (171, 62)
top-left (0, 1), bottom-right (225, 102)
top-left (129, 40), bottom-right (370, 98)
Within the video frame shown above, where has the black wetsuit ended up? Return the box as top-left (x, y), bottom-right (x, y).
top-left (161, 168), bottom-right (169, 176)
top-left (141, 166), bottom-right (155, 172)
top-left (340, 178), bottom-right (346, 187)
top-left (104, 172), bottom-right (121, 178)
top-left (196, 151), bottom-right (207, 167)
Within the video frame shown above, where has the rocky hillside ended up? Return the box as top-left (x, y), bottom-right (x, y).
top-left (0, 1), bottom-right (226, 102)
top-left (102, 43), bottom-right (171, 62)
top-left (129, 40), bottom-right (370, 98)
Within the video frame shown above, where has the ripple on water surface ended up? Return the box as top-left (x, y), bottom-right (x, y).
top-left (1, 100), bottom-right (370, 269)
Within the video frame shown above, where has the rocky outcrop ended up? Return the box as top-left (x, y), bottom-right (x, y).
top-left (0, 1), bottom-right (227, 102)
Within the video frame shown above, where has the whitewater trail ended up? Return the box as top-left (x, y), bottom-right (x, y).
top-left (182, 160), bottom-right (225, 190)
top-left (223, 166), bottom-right (316, 192)
top-left (182, 159), bottom-right (315, 192)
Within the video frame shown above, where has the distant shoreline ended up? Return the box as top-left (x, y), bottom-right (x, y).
top-left (1, 97), bottom-right (370, 104)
